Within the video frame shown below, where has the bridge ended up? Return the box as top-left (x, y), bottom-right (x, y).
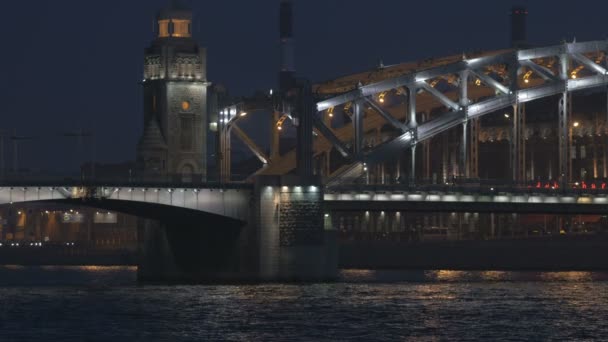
top-left (325, 185), bottom-right (608, 215)
top-left (5, 2), bottom-right (608, 280)
top-left (225, 39), bottom-right (608, 190)
top-left (6, 38), bottom-right (608, 281)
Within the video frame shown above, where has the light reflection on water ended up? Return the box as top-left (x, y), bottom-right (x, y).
top-left (0, 267), bottom-right (607, 340)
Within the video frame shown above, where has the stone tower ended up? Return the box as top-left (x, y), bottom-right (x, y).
top-left (137, 1), bottom-right (208, 182)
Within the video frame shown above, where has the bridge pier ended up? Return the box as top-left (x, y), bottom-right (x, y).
top-left (137, 176), bottom-right (336, 283)
top-left (254, 176), bottom-right (337, 281)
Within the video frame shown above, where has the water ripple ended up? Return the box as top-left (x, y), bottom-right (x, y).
top-left (0, 268), bottom-right (607, 341)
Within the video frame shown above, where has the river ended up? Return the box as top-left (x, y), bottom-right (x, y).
top-left (0, 267), bottom-right (607, 341)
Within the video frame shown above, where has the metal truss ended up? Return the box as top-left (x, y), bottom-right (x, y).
top-left (311, 40), bottom-right (608, 183)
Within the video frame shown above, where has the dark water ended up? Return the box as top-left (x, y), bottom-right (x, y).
top-left (1, 267), bottom-right (608, 341)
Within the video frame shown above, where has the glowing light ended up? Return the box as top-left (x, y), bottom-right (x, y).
top-left (378, 92), bottom-right (386, 103)
top-left (181, 101), bottom-right (191, 111)
top-left (573, 121), bottom-right (580, 128)
top-left (475, 78), bottom-right (481, 86)
top-left (240, 112), bottom-right (248, 117)
top-left (504, 113), bottom-right (510, 119)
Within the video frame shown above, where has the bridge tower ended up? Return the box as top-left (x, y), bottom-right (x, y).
top-left (137, 1), bottom-right (209, 182)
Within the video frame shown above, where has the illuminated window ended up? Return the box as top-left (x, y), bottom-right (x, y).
top-left (181, 101), bottom-right (190, 111)
top-left (158, 20), bottom-right (170, 38)
top-left (172, 20), bottom-right (191, 38)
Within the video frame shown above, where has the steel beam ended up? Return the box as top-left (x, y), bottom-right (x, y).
top-left (461, 121), bottom-right (468, 178)
top-left (520, 60), bottom-right (558, 81)
top-left (459, 70), bottom-right (469, 178)
top-left (511, 103), bottom-right (526, 183)
top-left (312, 115), bottom-right (350, 158)
top-left (470, 70), bottom-right (510, 95)
top-left (407, 86), bottom-right (418, 129)
top-left (410, 143), bottom-right (417, 186)
top-left (422, 112), bottom-right (431, 181)
top-left (469, 118), bottom-right (480, 178)
top-left (558, 53), bottom-right (570, 188)
top-left (219, 125), bottom-right (231, 183)
top-left (231, 123), bottom-right (269, 165)
top-left (364, 97), bottom-right (408, 132)
top-left (571, 53), bottom-right (608, 75)
top-left (418, 81), bottom-right (460, 111)
top-left (353, 100), bottom-right (364, 158)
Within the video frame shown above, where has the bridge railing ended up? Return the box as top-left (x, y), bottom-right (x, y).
top-left (327, 177), bottom-right (608, 196)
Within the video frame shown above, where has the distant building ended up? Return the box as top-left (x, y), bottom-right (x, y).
top-left (137, 1), bottom-right (209, 182)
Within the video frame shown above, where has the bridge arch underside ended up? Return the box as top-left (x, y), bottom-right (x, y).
top-left (31, 198), bottom-right (247, 227)
top-left (14, 199), bottom-right (250, 282)
top-left (259, 40), bottom-right (608, 183)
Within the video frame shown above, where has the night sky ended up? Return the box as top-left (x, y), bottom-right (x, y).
top-left (1, 0), bottom-right (606, 174)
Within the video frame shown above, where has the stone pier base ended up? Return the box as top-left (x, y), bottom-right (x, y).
top-left (254, 176), bottom-right (337, 281)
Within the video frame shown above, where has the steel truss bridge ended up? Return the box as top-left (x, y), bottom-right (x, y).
top-left (218, 40), bottom-right (608, 189)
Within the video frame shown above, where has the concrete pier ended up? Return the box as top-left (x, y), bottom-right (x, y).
top-left (137, 175), bottom-right (337, 282)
